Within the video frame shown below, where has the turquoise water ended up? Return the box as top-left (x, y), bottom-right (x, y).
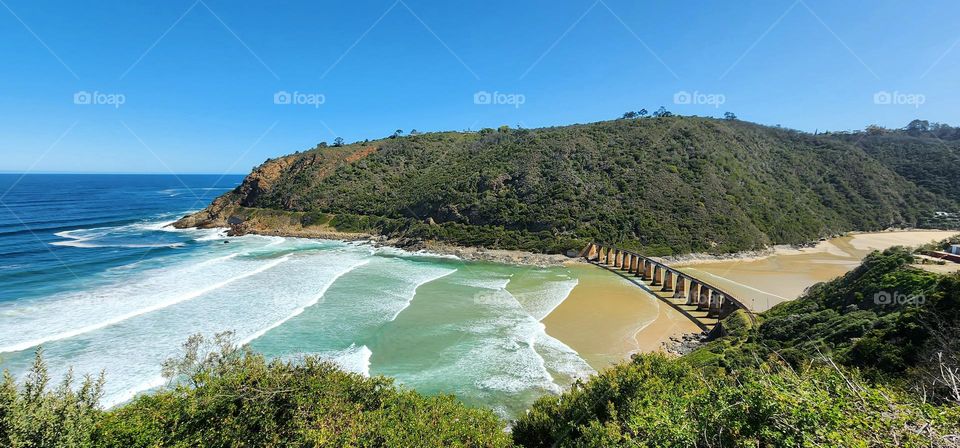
top-left (0, 174), bottom-right (592, 418)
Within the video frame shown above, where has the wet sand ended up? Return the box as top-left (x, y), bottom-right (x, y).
top-left (542, 231), bottom-right (956, 370)
top-left (674, 230), bottom-right (958, 312)
top-left (542, 264), bottom-right (700, 370)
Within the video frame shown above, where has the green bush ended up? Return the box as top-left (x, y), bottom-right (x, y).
top-left (513, 354), bottom-right (960, 447)
top-left (1, 335), bottom-right (510, 448)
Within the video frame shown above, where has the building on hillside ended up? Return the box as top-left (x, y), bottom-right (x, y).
top-left (950, 244), bottom-right (960, 255)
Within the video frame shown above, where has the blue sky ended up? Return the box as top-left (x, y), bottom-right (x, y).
top-left (1, 0), bottom-right (958, 173)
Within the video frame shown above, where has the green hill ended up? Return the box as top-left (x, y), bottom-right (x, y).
top-left (175, 116), bottom-right (960, 255)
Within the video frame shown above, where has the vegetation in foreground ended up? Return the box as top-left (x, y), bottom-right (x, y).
top-left (2, 247), bottom-right (959, 447)
top-left (1, 335), bottom-right (511, 448)
top-left (516, 247), bottom-right (960, 447)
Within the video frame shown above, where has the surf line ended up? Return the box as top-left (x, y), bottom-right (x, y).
top-left (239, 259), bottom-right (372, 346)
top-left (387, 267), bottom-right (458, 322)
top-left (0, 254), bottom-right (292, 354)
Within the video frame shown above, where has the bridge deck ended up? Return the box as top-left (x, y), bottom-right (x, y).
top-left (582, 243), bottom-right (757, 335)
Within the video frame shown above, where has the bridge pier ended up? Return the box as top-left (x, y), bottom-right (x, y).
top-left (687, 281), bottom-right (700, 306)
top-left (672, 276), bottom-right (687, 299)
top-left (642, 260), bottom-right (652, 280)
top-left (709, 293), bottom-right (723, 317)
top-left (698, 288), bottom-right (711, 311)
top-left (630, 255), bottom-right (639, 274)
top-left (651, 265), bottom-right (662, 286)
top-left (622, 253), bottom-right (631, 271)
top-left (661, 270), bottom-right (674, 292)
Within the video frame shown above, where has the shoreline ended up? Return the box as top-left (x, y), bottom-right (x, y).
top-left (540, 264), bottom-right (701, 370)
top-left (661, 228), bottom-right (960, 267)
top-left (172, 222), bottom-right (578, 268)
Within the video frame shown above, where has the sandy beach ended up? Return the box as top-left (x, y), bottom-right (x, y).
top-left (541, 230), bottom-right (959, 368)
top-left (542, 263), bottom-right (700, 370)
top-left (673, 230), bottom-right (959, 311)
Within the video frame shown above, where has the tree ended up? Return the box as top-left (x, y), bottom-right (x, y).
top-left (410, 129), bottom-right (419, 135)
top-left (317, 141), bottom-right (328, 148)
top-left (906, 119), bottom-right (930, 135)
top-left (391, 129), bottom-right (403, 138)
top-left (622, 111), bottom-right (638, 119)
top-left (333, 137), bottom-right (344, 147)
top-left (638, 108), bottom-right (648, 118)
top-left (653, 106), bottom-right (673, 118)
top-left (723, 112), bottom-right (737, 120)
top-left (865, 125), bottom-right (886, 135)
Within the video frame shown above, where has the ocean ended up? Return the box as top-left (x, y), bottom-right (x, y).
top-left (0, 174), bottom-right (592, 418)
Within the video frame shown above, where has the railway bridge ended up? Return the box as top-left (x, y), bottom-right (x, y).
top-left (580, 243), bottom-right (757, 332)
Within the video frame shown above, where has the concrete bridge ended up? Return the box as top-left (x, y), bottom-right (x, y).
top-left (580, 243), bottom-right (757, 333)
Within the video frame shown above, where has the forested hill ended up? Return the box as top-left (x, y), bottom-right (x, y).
top-left (177, 116), bottom-right (960, 255)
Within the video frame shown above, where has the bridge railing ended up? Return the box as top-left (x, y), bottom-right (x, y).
top-left (583, 242), bottom-right (758, 326)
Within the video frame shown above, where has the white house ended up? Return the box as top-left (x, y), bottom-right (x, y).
top-left (950, 244), bottom-right (960, 255)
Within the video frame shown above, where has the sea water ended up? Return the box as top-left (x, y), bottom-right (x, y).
top-left (0, 174), bottom-right (592, 418)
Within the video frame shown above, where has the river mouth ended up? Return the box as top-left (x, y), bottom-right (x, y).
top-left (673, 230), bottom-right (960, 311)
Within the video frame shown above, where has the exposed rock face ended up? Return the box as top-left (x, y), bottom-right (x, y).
top-left (173, 156), bottom-right (294, 230)
top-left (235, 157), bottom-right (292, 207)
top-left (661, 331), bottom-right (710, 356)
top-left (172, 193), bottom-right (240, 229)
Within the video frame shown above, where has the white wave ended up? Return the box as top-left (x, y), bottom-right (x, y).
top-left (454, 275), bottom-right (513, 290)
top-left (513, 277), bottom-right (579, 321)
top-left (50, 220), bottom-right (185, 249)
top-left (457, 274), bottom-right (592, 395)
top-left (4, 247), bottom-right (371, 406)
top-left (240, 259), bottom-right (371, 345)
top-left (271, 345), bottom-right (375, 378)
top-left (194, 230), bottom-right (228, 241)
top-left (104, 375), bottom-right (166, 409)
top-left (370, 244), bottom-right (461, 260)
top-left (51, 240), bottom-right (185, 249)
top-left (328, 344), bottom-right (373, 377)
top-left (0, 254), bottom-right (289, 354)
top-left (388, 267), bottom-right (458, 322)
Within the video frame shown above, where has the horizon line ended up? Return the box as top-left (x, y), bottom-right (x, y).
top-left (0, 172), bottom-right (250, 176)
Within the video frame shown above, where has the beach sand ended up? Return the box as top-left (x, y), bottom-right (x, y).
top-left (542, 230), bottom-right (958, 369)
top-left (673, 230), bottom-right (959, 312)
top-left (542, 264), bottom-right (700, 371)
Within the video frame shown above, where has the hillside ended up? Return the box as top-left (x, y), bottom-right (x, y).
top-left (175, 116), bottom-right (960, 255)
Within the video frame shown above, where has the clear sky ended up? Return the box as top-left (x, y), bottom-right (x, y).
top-left (1, 0), bottom-right (958, 173)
